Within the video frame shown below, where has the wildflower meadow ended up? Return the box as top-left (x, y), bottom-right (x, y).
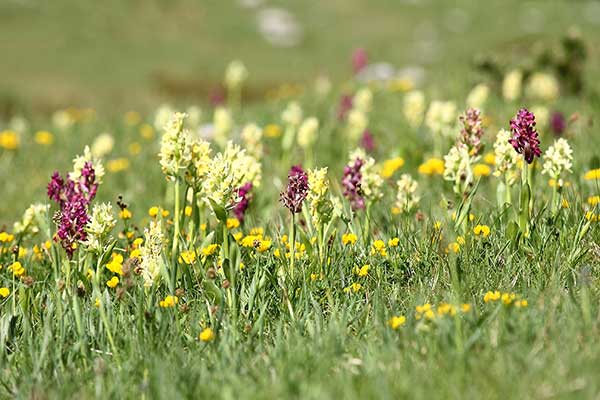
top-left (1, 1), bottom-right (600, 399)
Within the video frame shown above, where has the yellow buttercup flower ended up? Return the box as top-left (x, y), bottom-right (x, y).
top-left (226, 218), bottom-right (240, 229)
top-left (0, 130), bottom-right (19, 150)
top-left (355, 264), bottom-right (370, 277)
top-left (587, 196), bottom-right (600, 206)
top-left (159, 295), bottom-right (179, 308)
top-left (473, 163), bottom-right (491, 177)
top-left (106, 253), bottom-right (124, 275)
top-left (388, 237), bottom-right (399, 247)
top-left (199, 327), bottom-right (215, 342)
top-left (380, 157), bottom-right (405, 178)
top-left (344, 282), bottom-right (362, 293)
top-left (483, 152), bottom-right (496, 165)
top-left (0, 287), bottom-right (10, 298)
top-left (473, 224), bottom-right (490, 237)
top-left (34, 130), bottom-right (54, 145)
top-left (106, 158), bottom-right (130, 173)
top-left (418, 158), bottom-right (444, 176)
top-left (9, 261), bottom-right (25, 277)
top-left (106, 276), bottom-right (119, 288)
top-left (342, 233), bottom-right (358, 246)
top-left (185, 206), bottom-right (193, 217)
top-left (180, 250), bottom-right (196, 265)
top-left (119, 209), bottom-right (132, 219)
top-left (148, 206), bottom-right (159, 218)
top-left (371, 240), bottom-right (387, 257)
top-left (583, 168), bottom-right (600, 181)
top-left (201, 244), bottom-right (219, 256)
top-left (388, 316), bottom-right (406, 330)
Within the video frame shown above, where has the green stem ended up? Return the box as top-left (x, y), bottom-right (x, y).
top-left (290, 213), bottom-right (296, 279)
top-left (171, 179), bottom-right (181, 258)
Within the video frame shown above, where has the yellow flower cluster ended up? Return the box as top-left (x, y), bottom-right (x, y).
top-left (473, 224), bottom-right (491, 237)
top-left (343, 282), bottom-right (362, 294)
top-left (342, 233), bottom-right (358, 246)
top-left (370, 240), bottom-right (387, 257)
top-left (0, 130), bottom-right (19, 150)
top-left (380, 157), bottom-right (405, 179)
top-left (106, 253), bottom-right (124, 275)
top-left (388, 315), bottom-right (407, 330)
top-left (484, 291), bottom-right (527, 307)
top-left (159, 295), bottom-right (179, 308)
top-left (418, 158), bottom-right (444, 176)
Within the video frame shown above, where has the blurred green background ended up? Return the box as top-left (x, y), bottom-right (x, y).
top-left (1, 0), bottom-right (600, 114)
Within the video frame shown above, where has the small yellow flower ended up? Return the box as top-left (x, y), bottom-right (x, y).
top-left (264, 124), bottom-right (282, 138)
top-left (561, 199), bottom-right (570, 209)
top-left (388, 315), bottom-right (406, 330)
top-left (34, 130), bottom-right (54, 145)
top-left (139, 123), bottom-right (154, 140)
top-left (514, 299), bottom-right (528, 308)
top-left (0, 232), bottom-right (14, 243)
top-left (180, 250), bottom-right (196, 265)
top-left (201, 244), bottom-right (219, 256)
top-left (371, 240), bottom-right (387, 257)
top-left (256, 240), bottom-right (272, 253)
top-left (342, 233), bottom-right (358, 246)
top-left (161, 209), bottom-right (170, 218)
top-left (447, 242), bottom-right (460, 253)
top-left (119, 209), bottom-right (132, 220)
top-left (433, 221), bottom-right (442, 230)
top-left (380, 157), bottom-right (405, 178)
top-left (418, 158), bottom-right (444, 176)
top-left (310, 273), bottom-right (319, 281)
top-left (483, 290), bottom-right (501, 303)
top-left (0, 287), bottom-right (10, 298)
top-left (106, 276), bottom-right (119, 288)
top-left (415, 303), bottom-right (432, 314)
top-left (185, 206), bottom-right (193, 217)
top-left (106, 158), bottom-right (130, 173)
top-left (473, 163), bottom-right (491, 177)
top-left (199, 327), bottom-right (215, 342)
top-left (344, 282), bottom-right (362, 293)
top-left (588, 196), bottom-right (600, 206)
top-left (148, 206), bottom-right (159, 218)
top-left (159, 295), bottom-right (179, 308)
top-left (0, 130), bottom-right (19, 150)
top-left (583, 168), bottom-right (600, 181)
top-left (124, 111), bottom-right (141, 126)
top-left (460, 303), bottom-right (471, 313)
top-left (9, 261), bottom-right (25, 277)
top-left (128, 142), bottom-right (142, 155)
top-left (355, 264), bottom-right (370, 277)
top-left (501, 292), bottom-right (516, 305)
top-left (226, 218), bottom-right (240, 229)
top-left (483, 152), bottom-right (496, 165)
top-left (473, 224), bottom-right (490, 238)
top-left (94, 298), bottom-right (101, 308)
top-left (456, 236), bottom-right (465, 246)
top-left (200, 223), bottom-right (207, 231)
top-left (388, 237), bottom-right (399, 247)
top-left (106, 253), bottom-right (124, 275)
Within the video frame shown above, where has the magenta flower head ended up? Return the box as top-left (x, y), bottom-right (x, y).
top-left (352, 48), bottom-right (368, 74)
top-left (337, 95), bottom-right (354, 121)
top-left (509, 108), bottom-right (541, 164)
top-left (459, 108), bottom-right (484, 155)
top-left (280, 165), bottom-right (309, 214)
top-left (47, 162), bottom-right (98, 257)
top-left (233, 182), bottom-right (253, 222)
top-left (550, 111), bottom-right (566, 137)
top-left (360, 129), bottom-right (375, 153)
top-left (342, 158), bottom-right (365, 210)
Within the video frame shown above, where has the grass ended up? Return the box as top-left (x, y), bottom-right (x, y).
top-left (1, 1), bottom-right (600, 399)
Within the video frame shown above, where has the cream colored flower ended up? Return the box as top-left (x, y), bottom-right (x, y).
top-left (349, 148), bottom-right (383, 201)
top-left (140, 220), bottom-right (164, 288)
top-left (83, 203), bottom-right (116, 253)
top-left (425, 100), bottom-right (456, 137)
top-left (346, 109), bottom-right (368, 140)
top-left (403, 90), bottom-right (425, 129)
top-left (297, 117), bottom-right (319, 149)
top-left (13, 203), bottom-right (49, 237)
top-left (214, 107), bottom-right (233, 146)
top-left (502, 69), bottom-right (522, 101)
top-left (91, 133), bottom-right (114, 158)
top-left (527, 72), bottom-right (559, 102)
top-left (444, 144), bottom-right (473, 194)
top-left (466, 84), bottom-right (490, 110)
top-left (224, 60), bottom-right (248, 90)
top-left (492, 129), bottom-right (519, 184)
top-left (542, 138), bottom-right (573, 184)
top-left (241, 123), bottom-right (263, 158)
top-left (307, 167), bottom-right (332, 226)
top-left (353, 87), bottom-right (373, 113)
top-left (71, 146), bottom-right (105, 184)
top-left (395, 174), bottom-right (420, 213)
top-left (159, 112), bottom-right (193, 179)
